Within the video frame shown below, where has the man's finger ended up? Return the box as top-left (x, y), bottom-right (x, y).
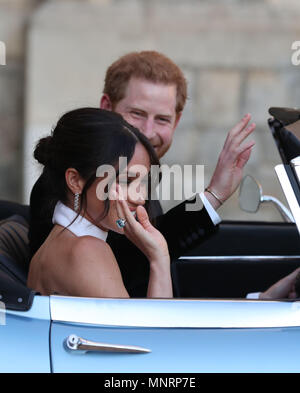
top-left (225, 114), bottom-right (252, 142)
top-left (236, 141), bottom-right (255, 169)
top-left (233, 122), bottom-right (256, 148)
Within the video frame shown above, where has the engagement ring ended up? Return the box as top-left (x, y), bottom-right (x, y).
top-left (116, 218), bottom-right (126, 228)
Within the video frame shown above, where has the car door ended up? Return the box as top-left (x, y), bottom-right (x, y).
top-left (50, 295), bottom-right (300, 373)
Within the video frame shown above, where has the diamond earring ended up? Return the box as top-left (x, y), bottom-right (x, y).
top-left (74, 192), bottom-right (80, 212)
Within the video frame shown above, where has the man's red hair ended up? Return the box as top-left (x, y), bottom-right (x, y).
top-left (103, 51), bottom-right (187, 114)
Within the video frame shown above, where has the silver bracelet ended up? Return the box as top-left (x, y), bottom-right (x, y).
top-left (205, 187), bottom-right (223, 205)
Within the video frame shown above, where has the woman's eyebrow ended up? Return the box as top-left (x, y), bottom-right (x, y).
top-left (127, 171), bottom-right (141, 178)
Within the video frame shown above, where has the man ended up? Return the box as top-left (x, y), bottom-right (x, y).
top-left (100, 51), bottom-right (255, 211)
top-left (28, 51), bottom-right (255, 296)
top-left (97, 51), bottom-right (256, 295)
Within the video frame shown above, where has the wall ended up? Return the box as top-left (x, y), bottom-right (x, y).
top-left (1, 0), bottom-right (300, 221)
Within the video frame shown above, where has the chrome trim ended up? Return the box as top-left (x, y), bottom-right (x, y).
top-left (179, 256), bottom-right (300, 261)
top-left (65, 334), bottom-right (151, 354)
top-left (261, 194), bottom-right (295, 222)
top-left (275, 164), bottom-right (300, 235)
top-left (50, 296), bottom-right (300, 328)
top-left (291, 156), bottom-right (300, 187)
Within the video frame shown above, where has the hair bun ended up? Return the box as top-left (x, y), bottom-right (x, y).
top-left (34, 136), bottom-right (54, 166)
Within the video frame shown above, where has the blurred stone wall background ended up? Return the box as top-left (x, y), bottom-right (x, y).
top-left (1, 0), bottom-right (300, 222)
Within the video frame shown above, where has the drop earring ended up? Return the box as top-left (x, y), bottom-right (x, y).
top-left (74, 192), bottom-right (80, 212)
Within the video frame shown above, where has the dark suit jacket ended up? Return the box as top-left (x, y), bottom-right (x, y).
top-left (28, 174), bottom-right (218, 297)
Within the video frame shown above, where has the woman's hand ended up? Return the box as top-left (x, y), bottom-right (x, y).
top-left (112, 185), bottom-right (172, 298)
top-left (113, 186), bottom-right (169, 264)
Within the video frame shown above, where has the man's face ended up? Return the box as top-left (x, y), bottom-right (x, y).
top-left (102, 77), bottom-right (181, 159)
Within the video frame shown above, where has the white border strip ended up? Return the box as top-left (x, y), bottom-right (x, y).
top-left (275, 164), bottom-right (300, 236)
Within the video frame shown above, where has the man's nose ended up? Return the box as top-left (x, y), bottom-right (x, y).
top-left (141, 119), bottom-right (155, 139)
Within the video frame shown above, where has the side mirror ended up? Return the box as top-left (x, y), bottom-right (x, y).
top-left (239, 175), bottom-right (261, 213)
top-left (239, 175), bottom-right (295, 223)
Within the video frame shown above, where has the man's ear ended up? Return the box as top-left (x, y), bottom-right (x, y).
top-left (100, 94), bottom-right (113, 111)
top-left (174, 112), bottom-right (182, 131)
top-left (65, 168), bottom-right (85, 195)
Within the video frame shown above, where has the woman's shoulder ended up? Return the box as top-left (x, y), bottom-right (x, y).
top-left (62, 235), bottom-right (128, 297)
top-left (69, 235), bottom-right (115, 266)
top-left (71, 235), bottom-right (110, 252)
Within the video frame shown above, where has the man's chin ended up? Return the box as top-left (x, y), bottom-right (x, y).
top-left (154, 146), bottom-right (170, 159)
top-left (154, 146), bottom-right (164, 159)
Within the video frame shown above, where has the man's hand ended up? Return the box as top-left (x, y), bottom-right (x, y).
top-left (205, 114), bottom-right (256, 209)
top-left (259, 267), bottom-right (300, 300)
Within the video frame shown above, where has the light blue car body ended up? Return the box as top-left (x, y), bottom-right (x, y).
top-left (1, 295), bottom-right (300, 372)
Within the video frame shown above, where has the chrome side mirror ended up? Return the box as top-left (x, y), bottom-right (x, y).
top-left (239, 175), bottom-right (261, 213)
top-left (239, 175), bottom-right (295, 223)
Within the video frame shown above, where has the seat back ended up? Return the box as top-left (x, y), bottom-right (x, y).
top-left (0, 214), bottom-right (30, 285)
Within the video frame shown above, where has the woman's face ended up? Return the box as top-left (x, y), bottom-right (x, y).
top-left (85, 143), bottom-right (151, 234)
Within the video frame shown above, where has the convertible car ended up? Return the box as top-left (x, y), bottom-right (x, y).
top-left (0, 108), bottom-right (300, 373)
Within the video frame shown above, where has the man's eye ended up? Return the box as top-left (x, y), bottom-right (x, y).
top-left (158, 117), bottom-right (170, 123)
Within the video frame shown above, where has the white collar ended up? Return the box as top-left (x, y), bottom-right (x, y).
top-left (52, 201), bottom-right (108, 242)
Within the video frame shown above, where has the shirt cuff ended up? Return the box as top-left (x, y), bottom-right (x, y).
top-left (199, 192), bottom-right (222, 225)
top-left (246, 292), bottom-right (261, 299)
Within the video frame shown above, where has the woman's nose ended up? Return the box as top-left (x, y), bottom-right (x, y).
top-left (128, 184), bottom-right (147, 205)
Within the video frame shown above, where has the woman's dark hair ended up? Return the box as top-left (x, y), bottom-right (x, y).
top-left (29, 108), bottom-right (160, 255)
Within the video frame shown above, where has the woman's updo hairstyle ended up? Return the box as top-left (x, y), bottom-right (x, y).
top-left (34, 136), bottom-right (55, 167)
top-left (32, 107), bottom-right (160, 225)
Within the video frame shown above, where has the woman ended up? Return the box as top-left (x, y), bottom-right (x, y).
top-left (27, 108), bottom-right (173, 298)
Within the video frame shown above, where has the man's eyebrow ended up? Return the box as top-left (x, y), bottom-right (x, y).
top-left (157, 114), bottom-right (172, 119)
top-left (127, 106), bottom-right (146, 113)
top-left (128, 106), bottom-right (172, 118)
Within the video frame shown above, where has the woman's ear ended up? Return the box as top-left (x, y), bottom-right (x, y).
top-left (100, 94), bottom-right (113, 111)
top-left (65, 168), bottom-right (85, 195)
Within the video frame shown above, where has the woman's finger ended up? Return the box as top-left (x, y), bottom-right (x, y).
top-left (136, 205), bottom-right (153, 232)
top-left (115, 185), bottom-right (141, 232)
